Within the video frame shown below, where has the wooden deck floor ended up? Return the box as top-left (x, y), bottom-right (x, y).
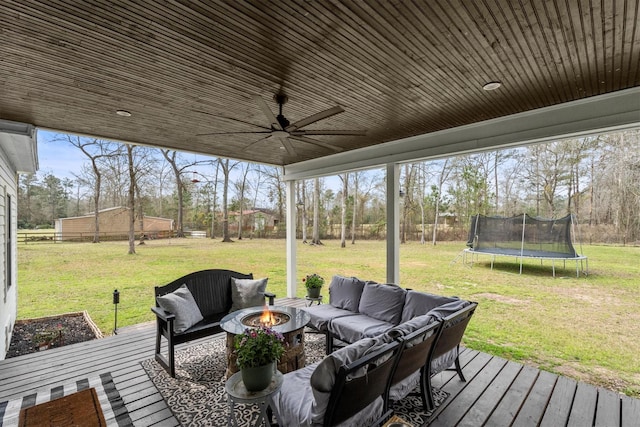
top-left (1, 298), bottom-right (638, 426)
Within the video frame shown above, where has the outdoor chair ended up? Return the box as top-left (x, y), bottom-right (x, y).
top-left (385, 318), bottom-right (442, 412)
top-left (271, 338), bottom-right (402, 426)
top-left (426, 302), bottom-right (478, 406)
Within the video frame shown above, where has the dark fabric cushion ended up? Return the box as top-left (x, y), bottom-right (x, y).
top-left (400, 291), bottom-right (459, 323)
top-left (230, 277), bottom-right (268, 312)
top-left (358, 283), bottom-right (406, 325)
top-left (388, 313), bottom-right (436, 339)
top-left (329, 314), bottom-right (395, 343)
top-left (301, 304), bottom-right (357, 331)
top-left (427, 299), bottom-right (471, 319)
top-left (310, 337), bottom-right (378, 392)
top-left (156, 284), bottom-right (204, 333)
top-left (328, 275), bottom-right (366, 312)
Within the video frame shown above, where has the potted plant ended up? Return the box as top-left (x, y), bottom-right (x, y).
top-left (303, 273), bottom-right (324, 299)
top-left (234, 326), bottom-right (286, 391)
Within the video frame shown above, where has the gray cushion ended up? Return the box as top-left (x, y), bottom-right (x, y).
top-left (432, 347), bottom-right (459, 375)
top-left (310, 337), bottom-right (378, 393)
top-left (328, 275), bottom-right (366, 312)
top-left (301, 304), bottom-right (357, 332)
top-left (156, 284), bottom-right (204, 334)
top-left (358, 283), bottom-right (407, 325)
top-left (307, 337), bottom-right (388, 425)
top-left (427, 299), bottom-right (471, 320)
top-left (329, 314), bottom-right (395, 343)
top-left (230, 277), bottom-right (268, 311)
top-left (400, 290), bottom-right (458, 323)
top-left (389, 370), bottom-right (420, 401)
top-left (272, 358), bottom-right (383, 427)
top-left (271, 362), bottom-right (318, 426)
top-left (388, 313), bottom-right (436, 339)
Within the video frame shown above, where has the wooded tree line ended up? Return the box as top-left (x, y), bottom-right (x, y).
top-left (18, 129), bottom-right (640, 246)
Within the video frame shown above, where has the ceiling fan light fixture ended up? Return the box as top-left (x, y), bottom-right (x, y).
top-left (115, 109), bottom-right (132, 117)
top-left (482, 81), bottom-right (502, 91)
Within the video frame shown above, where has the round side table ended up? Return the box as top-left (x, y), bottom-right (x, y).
top-left (305, 295), bottom-right (323, 306)
top-left (225, 370), bottom-right (283, 427)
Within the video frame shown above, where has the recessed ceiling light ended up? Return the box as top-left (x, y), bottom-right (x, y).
top-left (482, 81), bottom-right (502, 91)
top-left (116, 110), bottom-right (132, 117)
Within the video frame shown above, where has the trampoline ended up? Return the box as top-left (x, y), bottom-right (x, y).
top-left (463, 213), bottom-right (588, 277)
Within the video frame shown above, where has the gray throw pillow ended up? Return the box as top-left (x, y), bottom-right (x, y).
top-left (427, 299), bottom-right (471, 320)
top-left (230, 277), bottom-right (268, 311)
top-left (156, 284), bottom-right (204, 334)
top-left (358, 283), bottom-right (407, 325)
top-left (328, 275), bottom-right (366, 312)
top-left (388, 313), bottom-right (436, 339)
top-left (400, 290), bottom-right (458, 323)
top-left (310, 337), bottom-right (378, 392)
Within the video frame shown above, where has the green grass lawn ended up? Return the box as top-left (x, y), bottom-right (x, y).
top-left (17, 238), bottom-right (640, 397)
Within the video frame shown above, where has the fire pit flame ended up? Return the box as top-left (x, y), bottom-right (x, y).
top-left (242, 306), bottom-right (291, 328)
top-left (260, 306), bottom-right (275, 327)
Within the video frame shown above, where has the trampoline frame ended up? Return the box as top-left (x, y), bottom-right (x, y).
top-left (463, 213), bottom-right (589, 277)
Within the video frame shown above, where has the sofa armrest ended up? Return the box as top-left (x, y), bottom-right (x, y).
top-left (151, 305), bottom-right (176, 323)
top-left (265, 292), bottom-right (276, 305)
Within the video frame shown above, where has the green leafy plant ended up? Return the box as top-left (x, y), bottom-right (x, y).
top-left (234, 327), bottom-right (286, 369)
top-left (303, 273), bottom-right (324, 289)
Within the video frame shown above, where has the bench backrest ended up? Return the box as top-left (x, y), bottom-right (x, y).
top-left (154, 269), bottom-right (253, 318)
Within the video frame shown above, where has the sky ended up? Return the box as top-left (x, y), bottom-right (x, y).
top-left (36, 130), bottom-right (88, 179)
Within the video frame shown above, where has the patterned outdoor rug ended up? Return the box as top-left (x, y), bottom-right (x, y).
top-left (0, 372), bottom-right (132, 426)
top-left (142, 333), bottom-right (448, 426)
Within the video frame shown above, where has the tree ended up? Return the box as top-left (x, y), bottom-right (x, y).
top-left (350, 172), bottom-right (359, 244)
top-left (260, 165), bottom-right (286, 229)
top-left (432, 159), bottom-right (450, 245)
top-left (311, 177), bottom-right (322, 245)
top-left (62, 136), bottom-right (120, 242)
top-left (126, 145), bottom-right (136, 254)
top-left (234, 163), bottom-right (252, 239)
top-left (339, 173), bottom-right (348, 248)
top-left (297, 180), bottom-right (309, 243)
top-left (219, 158), bottom-right (239, 242)
top-left (161, 150), bottom-right (190, 237)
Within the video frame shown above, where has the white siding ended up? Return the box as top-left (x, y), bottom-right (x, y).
top-left (0, 147), bottom-right (17, 360)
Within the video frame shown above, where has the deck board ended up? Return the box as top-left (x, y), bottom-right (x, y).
top-left (1, 297), bottom-right (637, 426)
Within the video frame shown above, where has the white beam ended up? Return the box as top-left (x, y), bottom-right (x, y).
top-left (285, 180), bottom-right (297, 298)
top-left (386, 164), bottom-right (400, 284)
top-left (283, 88), bottom-right (640, 181)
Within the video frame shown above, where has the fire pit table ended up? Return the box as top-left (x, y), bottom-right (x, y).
top-left (220, 305), bottom-right (311, 377)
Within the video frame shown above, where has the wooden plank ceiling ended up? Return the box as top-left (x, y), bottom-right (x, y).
top-left (1, 0), bottom-right (638, 166)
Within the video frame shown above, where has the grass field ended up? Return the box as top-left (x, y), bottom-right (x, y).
top-left (17, 237), bottom-right (640, 397)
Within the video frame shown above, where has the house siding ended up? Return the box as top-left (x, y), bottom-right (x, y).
top-left (0, 148), bottom-right (18, 360)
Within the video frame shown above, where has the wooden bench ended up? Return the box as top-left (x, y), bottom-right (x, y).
top-left (152, 269), bottom-right (275, 377)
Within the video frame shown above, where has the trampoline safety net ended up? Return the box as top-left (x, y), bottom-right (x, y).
top-left (466, 213), bottom-right (579, 258)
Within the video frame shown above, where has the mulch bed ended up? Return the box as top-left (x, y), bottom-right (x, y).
top-left (6, 312), bottom-right (102, 358)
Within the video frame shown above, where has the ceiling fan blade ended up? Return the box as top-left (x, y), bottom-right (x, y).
top-left (253, 95), bottom-right (282, 130)
top-left (275, 135), bottom-right (297, 156)
top-left (289, 135), bottom-right (344, 152)
top-left (196, 131), bottom-right (271, 136)
top-left (285, 105), bottom-right (344, 131)
top-left (242, 135), bottom-right (273, 151)
top-left (289, 129), bottom-right (367, 136)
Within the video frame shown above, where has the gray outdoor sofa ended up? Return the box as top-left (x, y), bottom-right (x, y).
top-left (271, 275), bottom-right (477, 426)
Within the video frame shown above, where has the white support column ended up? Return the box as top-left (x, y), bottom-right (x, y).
top-left (285, 179), bottom-right (297, 298)
top-left (386, 163), bottom-right (400, 284)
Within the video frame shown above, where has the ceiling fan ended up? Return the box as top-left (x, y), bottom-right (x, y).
top-left (197, 94), bottom-right (366, 156)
